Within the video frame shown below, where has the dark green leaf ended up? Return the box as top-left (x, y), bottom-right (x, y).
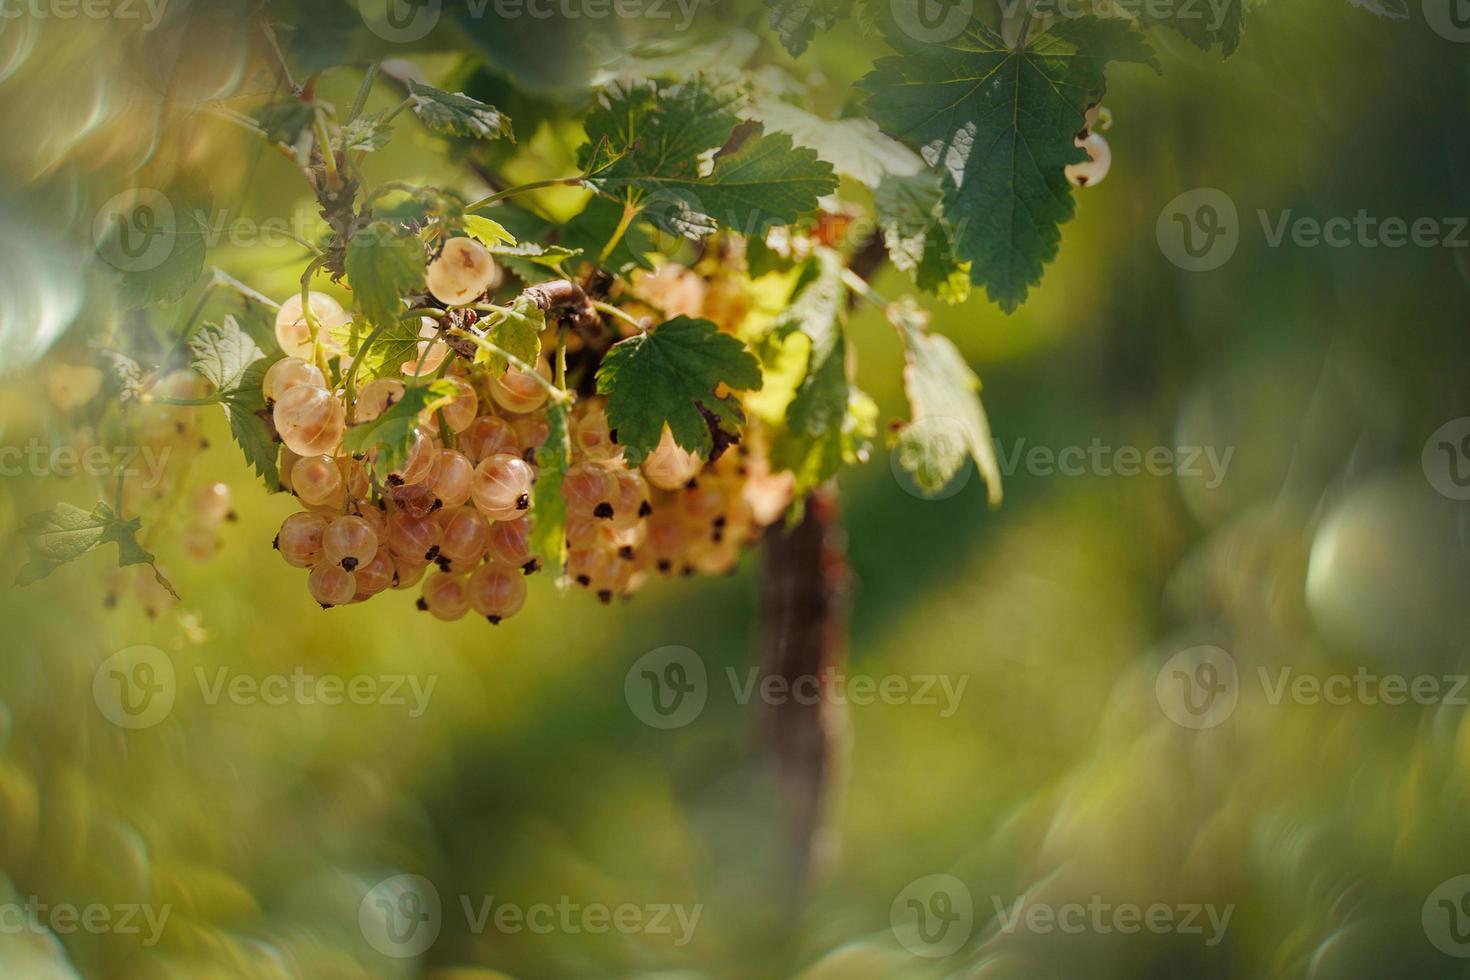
top-left (256, 98), bottom-right (316, 145)
top-left (596, 316), bottom-right (762, 466)
top-left (189, 316), bottom-right (279, 488)
top-left (861, 18), bottom-right (1156, 312)
top-left (875, 171), bottom-right (970, 303)
top-left (766, 0), bottom-right (851, 57)
top-left (17, 503), bottom-right (176, 595)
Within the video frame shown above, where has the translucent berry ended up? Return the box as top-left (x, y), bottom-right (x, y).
top-left (387, 510), bottom-right (443, 562)
top-left (263, 357), bottom-right (326, 402)
top-left (275, 292), bottom-right (348, 360)
top-left (292, 454), bottom-right (344, 507)
top-left (276, 512), bottom-right (327, 568)
top-left (354, 548), bottom-right (396, 596)
top-left (356, 378), bottom-right (405, 422)
top-left (486, 515), bottom-right (532, 569)
top-left (561, 462), bottom-right (615, 519)
top-left (273, 385), bottom-right (346, 457)
top-left (487, 359), bottom-right (551, 414)
top-left (308, 562), bottom-right (356, 607)
top-left (420, 571), bottom-right (471, 621)
top-left (461, 415), bottom-right (519, 463)
top-left (642, 426), bottom-right (703, 491)
top-left (323, 515), bottom-right (378, 571)
top-left (428, 449), bottom-right (475, 509)
top-left (472, 453), bottom-right (534, 520)
top-left (1066, 132), bottom-right (1111, 187)
top-left (426, 236), bottom-right (498, 306)
top-left (468, 565), bottom-right (527, 622)
top-left (193, 482), bottom-right (233, 524)
top-left (438, 507), bottom-right (491, 563)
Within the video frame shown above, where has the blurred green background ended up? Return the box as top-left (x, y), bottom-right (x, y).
top-left (3, 0), bottom-right (1470, 976)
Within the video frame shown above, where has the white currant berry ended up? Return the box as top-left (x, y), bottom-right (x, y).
top-left (487, 359), bottom-right (551, 414)
top-left (641, 426), bottom-right (703, 490)
top-left (392, 556), bottom-right (430, 591)
top-left (1066, 132), bottom-right (1111, 187)
top-left (438, 507), bottom-right (491, 563)
top-left (428, 449), bottom-right (475, 509)
top-left (468, 565), bottom-right (526, 623)
top-left (263, 357), bottom-right (326, 402)
top-left (402, 340), bottom-right (451, 378)
top-left (385, 430), bottom-right (434, 487)
top-left (420, 571), bottom-right (471, 621)
top-left (355, 378), bottom-right (405, 422)
top-left (354, 548), bottom-right (396, 596)
top-left (387, 481), bottom-right (439, 519)
top-left (461, 415), bottom-right (519, 462)
top-left (426, 236), bottom-right (498, 306)
top-left (486, 516), bottom-right (532, 570)
top-left (471, 453), bottom-right (534, 520)
top-left (193, 482), bottom-right (233, 524)
top-left (387, 511), bottom-right (443, 562)
top-left (275, 292), bottom-right (348, 360)
top-left (322, 515), bottom-right (378, 571)
top-left (607, 468), bottom-right (650, 532)
top-left (276, 512), bottom-right (327, 567)
top-left (292, 454), bottom-right (344, 507)
top-left (571, 403), bottom-right (621, 462)
top-left (273, 384), bottom-right (346, 457)
top-left (513, 414), bottom-right (549, 455)
top-left (561, 462), bottom-right (615, 519)
top-left (421, 377), bottom-right (478, 433)
top-left (308, 562), bottom-right (356, 607)
top-left (182, 524), bottom-right (219, 561)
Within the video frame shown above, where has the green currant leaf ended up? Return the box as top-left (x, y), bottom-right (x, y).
top-left (335, 317), bottom-right (422, 384)
top-left (345, 221), bottom-right (427, 328)
top-left (578, 79), bottom-right (836, 239)
top-left (767, 251), bottom-right (875, 496)
top-left (596, 316), bottom-right (763, 466)
top-left (342, 379), bottom-right (458, 480)
top-left (106, 173), bottom-right (213, 309)
top-left (766, 0), bottom-right (851, 58)
top-left (188, 316), bottom-right (279, 489)
top-left (875, 171), bottom-right (970, 304)
top-left (17, 502), bottom-right (176, 596)
top-left (336, 110), bottom-right (394, 153)
top-left (408, 80), bottom-right (513, 142)
top-left (559, 196), bottom-right (657, 274)
top-left (472, 296), bottom-right (543, 375)
top-left (860, 18), bottom-right (1156, 312)
top-left (889, 300), bottom-right (1002, 504)
top-left (462, 214), bottom-right (516, 247)
top-left (748, 94), bottom-right (922, 189)
top-left (530, 399), bottom-right (570, 572)
top-left (492, 243), bottom-right (580, 283)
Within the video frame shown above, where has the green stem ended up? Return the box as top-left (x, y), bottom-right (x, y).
top-left (598, 203), bottom-right (637, 266)
top-left (347, 63), bottom-right (379, 123)
top-left (312, 110), bottom-right (338, 182)
top-left (341, 319), bottom-right (390, 423)
top-left (300, 255), bottom-right (332, 375)
top-left (591, 300), bottom-right (641, 334)
top-left (447, 328), bottom-right (570, 404)
top-left (382, 95), bottom-right (416, 124)
top-left (464, 176), bottom-right (586, 214)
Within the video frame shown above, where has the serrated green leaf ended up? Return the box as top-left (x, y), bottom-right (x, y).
top-left (889, 302), bottom-right (1001, 504)
top-left (861, 18), bottom-right (1156, 312)
top-left (108, 173), bottom-right (212, 309)
top-left (335, 316), bottom-right (423, 383)
top-left (345, 221), bottom-right (426, 328)
top-left (188, 316), bottom-right (278, 489)
top-left (766, 0), bottom-right (851, 57)
top-left (749, 94), bottom-right (921, 189)
top-left (342, 379), bottom-right (458, 479)
top-left (596, 316), bottom-right (763, 466)
top-left (1137, 0), bottom-right (1249, 54)
top-left (559, 196), bottom-right (657, 274)
top-left (472, 295), bottom-right (544, 375)
top-left (530, 400), bottom-right (570, 571)
top-left (17, 502), bottom-right (176, 595)
top-left (875, 171), bottom-right (970, 303)
top-left (408, 80), bottom-right (513, 141)
top-left (492, 243), bottom-right (580, 283)
top-left (463, 214), bottom-right (516, 247)
top-left (579, 79), bottom-right (835, 238)
top-left (337, 110), bottom-right (394, 153)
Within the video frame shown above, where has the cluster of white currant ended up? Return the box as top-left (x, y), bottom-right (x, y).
top-left (263, 235), bottom-right (782, 624)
